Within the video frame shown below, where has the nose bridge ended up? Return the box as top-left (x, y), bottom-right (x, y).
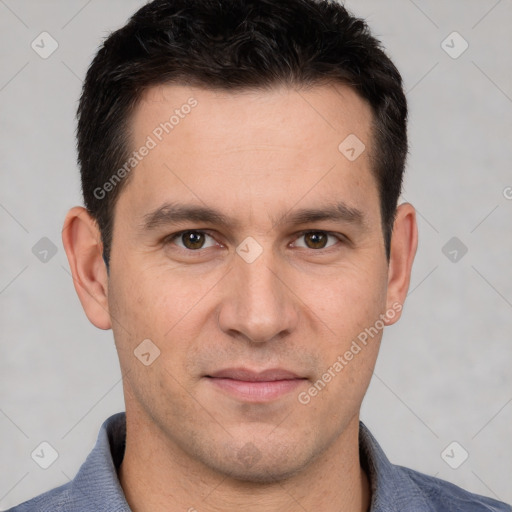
top-left (218, 243), bottom-right (297, 343)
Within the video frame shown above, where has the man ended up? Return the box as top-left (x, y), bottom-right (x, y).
top-left (7, 0), bottom-right (510, 511)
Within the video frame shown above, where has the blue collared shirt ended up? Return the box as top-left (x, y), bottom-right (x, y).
top-left (7, 412), bottom-right (511, 511)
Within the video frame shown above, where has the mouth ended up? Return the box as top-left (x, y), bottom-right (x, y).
top-left (205, 368), bottom-right (308, 402)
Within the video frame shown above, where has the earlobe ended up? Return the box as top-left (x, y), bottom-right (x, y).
top-left (384, 202), bottom-right (418, 326)
top-left (61, 206), bottom-right (112, 330)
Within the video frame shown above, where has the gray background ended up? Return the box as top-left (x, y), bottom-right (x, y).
top-left (1, 0), bottom-right (511, 508)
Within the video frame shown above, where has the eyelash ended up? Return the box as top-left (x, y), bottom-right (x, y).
top-left (164, 230), bottom-right (346, 253)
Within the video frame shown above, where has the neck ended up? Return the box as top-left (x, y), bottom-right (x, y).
top-left (118, 409), bottom-right (370, 512)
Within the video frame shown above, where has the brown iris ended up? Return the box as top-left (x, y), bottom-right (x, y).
top-left (181, 231), bottom-right (206, 250)
top-left (303, 232), bottom-right (329, 249)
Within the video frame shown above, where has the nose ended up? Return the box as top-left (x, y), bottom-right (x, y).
top-left (217, 249), bottom-right (299, 344)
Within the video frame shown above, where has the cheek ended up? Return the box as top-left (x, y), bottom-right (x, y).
top-left (108, 264), bottom-right (215, 369)
top-left (298, 273), bottom-right (385, 411)
top-left (107, 263), bottom-right (164, 372)
top-left (300, 261), bottom-right (388, 334)
top-left (108, 269), bottom-right (204, 413)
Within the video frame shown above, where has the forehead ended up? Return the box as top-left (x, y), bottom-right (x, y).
top-left (117, 83), bottom-right (378, 231)
top-left (135, 82), bottom-right (373, 151)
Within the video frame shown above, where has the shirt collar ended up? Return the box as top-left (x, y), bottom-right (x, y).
top-left (359, 421), bottom-right (434, 512)
top-left (73, 412), bottom-right (434, 511)
top-left (71, 412), bottom-right (131, 511)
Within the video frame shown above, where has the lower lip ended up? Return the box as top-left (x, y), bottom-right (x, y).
top-left (206, 377), bottom-right (305, 402)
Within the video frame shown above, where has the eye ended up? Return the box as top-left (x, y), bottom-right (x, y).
top-left (292, 231), bottom-right (342, 250)
top-left (164, 229), bottom-right (344, 253)
top-left (166, 230), bottom-right (218, 250)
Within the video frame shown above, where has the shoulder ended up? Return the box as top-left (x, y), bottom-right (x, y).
top-left (5, 412), bottom-right (129, 512)
top-left (397, 464), bottom-right (511, 512)
top-left (358, 421), bottom-right (510, 512)
top-left (4, 482), bottom-right (76, 512)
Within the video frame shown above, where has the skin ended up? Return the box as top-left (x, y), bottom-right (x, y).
top-left (62, 83), bottom-right (417, 512)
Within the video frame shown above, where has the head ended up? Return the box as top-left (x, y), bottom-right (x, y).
top-left (63, 0), bottom-right (417, 484)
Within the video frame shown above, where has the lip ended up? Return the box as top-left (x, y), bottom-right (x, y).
top-left (208, 367), bottom-right (302, 381)
top-left (205, 367), bottom-right (307, 402)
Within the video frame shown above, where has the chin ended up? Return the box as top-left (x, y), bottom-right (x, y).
top-left (216, 457), bottom-right (308, 484)
top-left (198, 437), bottom-right (314, 484)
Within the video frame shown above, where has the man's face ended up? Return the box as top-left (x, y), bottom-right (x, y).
top-left (107, 83), bottom-right (394, 481)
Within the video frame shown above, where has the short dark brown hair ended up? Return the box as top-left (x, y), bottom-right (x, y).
top-left (77, 0), bottom-right (408, 268)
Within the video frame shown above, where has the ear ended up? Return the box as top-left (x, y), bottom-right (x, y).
top-left (384, 202), bottom-right (418, 325)
top-left (61, 206), bottom-right (112, 330)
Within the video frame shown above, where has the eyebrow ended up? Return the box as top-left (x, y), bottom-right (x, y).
top-left (140, 201), bottom-right (367, 233)
top-left (141, 203), bottom-right (239, 231)
top-left (272, 202), bottom-right (366, 230)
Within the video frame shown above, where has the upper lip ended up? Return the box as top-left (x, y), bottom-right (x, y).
top-left (207, 368), bottom-right (304, 381)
